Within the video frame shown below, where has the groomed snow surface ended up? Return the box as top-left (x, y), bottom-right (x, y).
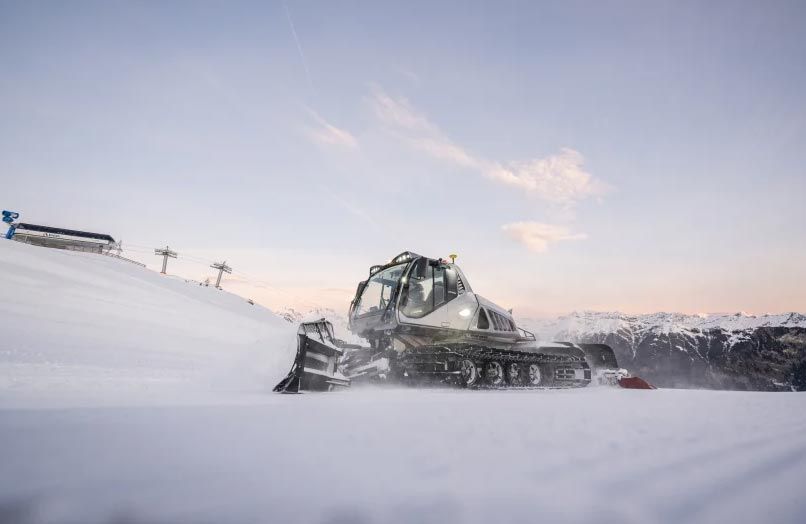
top-left (1, 241), bottom-right (805, 524)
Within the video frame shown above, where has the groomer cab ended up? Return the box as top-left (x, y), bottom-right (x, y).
top-left (348, 251), bottom-right (518, 341)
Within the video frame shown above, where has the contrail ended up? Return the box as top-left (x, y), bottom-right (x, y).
top-left (283, 1), bottom-right (314, 92)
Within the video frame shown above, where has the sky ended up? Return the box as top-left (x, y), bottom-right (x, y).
top-left (1, 0), bottom-right (805, 317)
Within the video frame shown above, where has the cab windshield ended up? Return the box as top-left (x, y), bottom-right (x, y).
top-left (354, 263), bottom-right (407, 317)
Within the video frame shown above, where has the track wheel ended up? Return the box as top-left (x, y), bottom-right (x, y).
top-left (460, 359), bottom-right (479, 388)
top-left (484, 361), bottom-right (505, 387)
top-left (506, 362), bottom-right (523, 385)
top-left (527, 363), bottom-right (543, 386)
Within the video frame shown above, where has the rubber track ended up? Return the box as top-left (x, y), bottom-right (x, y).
top-left (400, 344), bottom-right (589, 390)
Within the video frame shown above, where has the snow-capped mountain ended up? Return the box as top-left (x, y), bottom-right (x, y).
top-left (519, 311), bottom-right (806, 391)
top-left (520, 311), bottom-right (806, 341)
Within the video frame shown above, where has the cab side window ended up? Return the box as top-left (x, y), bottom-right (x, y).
top-left (445, 267), bottom-right (461, 300)
top-left (477, 308), bottom-right (490, 329)
top-left (400, 260), bottom-right (456, 318)
top-left (433, 266), bottom-right (446, 307)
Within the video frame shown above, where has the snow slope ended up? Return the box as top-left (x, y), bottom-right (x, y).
top-left (1, 241), bottom-right (806, 524)
top-left (0, 240), bottom-right (297, 408)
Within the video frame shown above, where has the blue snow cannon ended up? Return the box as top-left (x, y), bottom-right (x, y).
top-left (3, 210), bottom-right (19, 239)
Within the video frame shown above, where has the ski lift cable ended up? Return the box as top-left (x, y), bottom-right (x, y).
top-left (118, 243), bottom-right (322, 311)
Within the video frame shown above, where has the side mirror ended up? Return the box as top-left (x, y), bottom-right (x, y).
top-left (350, 281), bottom-right (367, 314)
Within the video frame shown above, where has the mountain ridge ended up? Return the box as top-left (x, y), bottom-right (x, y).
top-left (517, 311), bottom-right (806, 391)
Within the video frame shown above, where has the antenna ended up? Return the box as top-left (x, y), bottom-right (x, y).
top-left (210, 261), bottom-right (232, 289)
top-left (154, 245), bottom-right (178, 274)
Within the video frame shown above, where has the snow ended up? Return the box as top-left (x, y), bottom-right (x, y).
top-left (2, 389), bottom-right (806, 524)
top-left (2, 240), bottom-right (806, 524)
top-left (0, 240), bottom-right (298, 408)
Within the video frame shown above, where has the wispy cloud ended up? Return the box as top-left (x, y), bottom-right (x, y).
top-left (283, 1), bottom-right (314, 92)
top-left (366, 85), bottom-right (608, 252)
top-left (367, 85), bottom-right (609, 206)
top-left (486, 149), bottom-right (609, 206)
top-left (369, 86), bottom-right (481, 168)
top-left (304, 108), bottom-right (358, 150)
top-left (369, 87), bottom-right (438, 134)
top-left (501, 222), bottom-right (587, 252)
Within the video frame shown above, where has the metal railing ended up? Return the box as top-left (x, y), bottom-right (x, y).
top-left (102, 252), bottom-right (146, 267)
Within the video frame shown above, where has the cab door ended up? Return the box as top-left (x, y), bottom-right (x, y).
top-left (397, 259), bottom-right (449, 328)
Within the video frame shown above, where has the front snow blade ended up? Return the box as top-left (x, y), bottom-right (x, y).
top-left (273, 319), bottom-right (350, 393)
